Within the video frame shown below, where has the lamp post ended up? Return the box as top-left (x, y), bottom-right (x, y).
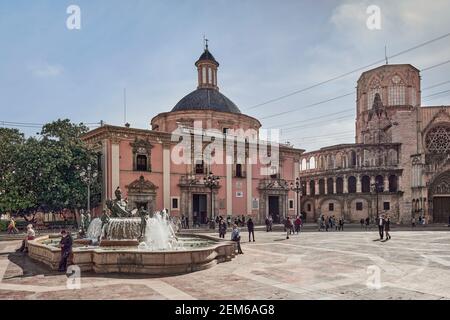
top-left (371, 180), bottom-right (382, 219)
top-left (203, 172), bottom-right (220, 221)
top-left (290, 177), bottom-right (302, 218)
top-left (186, 175), bottom-right (198, 228)
top-left (79, 164), bottom-right (98, 214)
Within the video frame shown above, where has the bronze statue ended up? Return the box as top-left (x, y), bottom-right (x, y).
top-left (115, 186), bottom-right (122, 201)
top-left (138, 207), bottom-right (149, 239)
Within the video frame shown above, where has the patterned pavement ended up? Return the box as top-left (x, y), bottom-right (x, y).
top-left (1, 230), bottom-right (450, 300)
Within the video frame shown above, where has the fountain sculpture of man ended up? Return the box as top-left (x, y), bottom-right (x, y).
top-left (100, 209), bottom-right (110, 239)
top-left (138, 207), bottom-right (149, 239)
top-left (79, 210), bottom-right (87, 237)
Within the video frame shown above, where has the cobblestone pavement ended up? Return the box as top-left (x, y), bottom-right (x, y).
top-left (1, 230), bottom-right (449, 300)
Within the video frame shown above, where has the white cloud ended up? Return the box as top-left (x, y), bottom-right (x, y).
top-left (30, 63), bottom-right (64, 77)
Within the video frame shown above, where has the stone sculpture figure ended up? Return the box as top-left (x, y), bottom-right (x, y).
top-left (138, 207), bottom-right (149, 239)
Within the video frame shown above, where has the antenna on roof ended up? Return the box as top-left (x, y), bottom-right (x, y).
top-left (385, 45), bottom-right (389, 65)
top-left (123, 88), bottom-right (129, 127)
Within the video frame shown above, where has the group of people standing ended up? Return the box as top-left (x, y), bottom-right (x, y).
top-left (283, 215), bottom-right (303, 239)
top-left (318, 215), bottom-right (344, 232)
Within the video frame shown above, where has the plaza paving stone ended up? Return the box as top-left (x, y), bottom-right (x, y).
top-left (0, 230), bottom-right (449, 300)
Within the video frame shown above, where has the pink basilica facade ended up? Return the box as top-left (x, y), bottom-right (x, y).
top-left (83, 48), bottom-right (450, 225)
top-left (83, 46), bottom-right (304, 225)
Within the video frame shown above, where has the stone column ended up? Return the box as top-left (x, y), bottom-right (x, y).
top-left (101, 139), bottom-right (109, 205)
top-left (315, 180), bottom-right (319, 196)
top-left (333, 178), bottom-right (337, 195)
top-left (343, 175), bottom-right (348, 194)
top-left (163, 145), bottom-right (171, 211)
top-left (356, 174), bottom-right (362, 193)
top-left (384, 175), bottom-right (389, 192)
top-left (226, 158), bottom-right (232, 217)
top-left (324, 178), bottom-right (328, 195)
top-left (111, 141), bottom-right (120, 194)
top-left (306, 180), bottom-right (311, 196)
top-left (246, 161), bottom-right (253, 216)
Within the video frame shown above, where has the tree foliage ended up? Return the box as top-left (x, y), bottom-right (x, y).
top-left (0, 119), bottom-right (101, 216)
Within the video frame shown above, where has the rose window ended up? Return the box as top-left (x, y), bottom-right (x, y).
top-left (425, 125), bottom-right (450, 154)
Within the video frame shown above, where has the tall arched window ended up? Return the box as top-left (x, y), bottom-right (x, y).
top-left (368, 78), bottom-right (382, 110)
top-left (348, 176), bottom-right (357, 193)
top-left (309, 156), bottom-right (316, 169)
top-left (361, 176), bottom-right (371, 193)
top-left (318, 179), bottom-right (325, 195)
top-left (336, 177), bottom-right (344, 194)
top-left (327, 178), bottom-right (334, 194)
top-left (310, 180), bottom-right (315, 196)
top-left (376, 175), bottom-right (384, 192)
top-left (350, 150), bottom-right (357, 167)
top-left (136, 155), bottom-right (148, 171)
top-left (388, 75), bottom-right (406, 106)
top-left (301, 158), bottom-right (307, 171)
top-left (389, 175), bottom-right (398, 192)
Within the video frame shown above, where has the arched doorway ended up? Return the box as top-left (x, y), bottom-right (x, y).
top-left (429, 170), bottom-right (450, 223)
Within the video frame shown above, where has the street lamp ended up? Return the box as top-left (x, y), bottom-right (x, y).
top-left (203, 172), bottom-right (220, 222)
top-left (371, 180), bottom-right (383, 219)
top-left (290, 177), bottom-right (302, 218)
top-left (186, 175), bottom-right (198, 228)
top-left (79, 164), bottom-right (98, 213)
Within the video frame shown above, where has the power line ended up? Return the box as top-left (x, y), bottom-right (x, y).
top-left (422, 80), bottom-right (450, 90)
top-left (282, 115), bottom-right (354, 132)
top-left (246, 32), bottom-right (450, 110)
top-left (259, 92), bottom-right (355, 121)
top-left (265, 108), bottom-right (354, 129)
top-left (258, 59), bottom-right (450, 123)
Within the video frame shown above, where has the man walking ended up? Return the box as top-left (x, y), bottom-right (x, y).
top-left (231, 224), bottom-right (243, 254)
top-left (58, 230), bottom-right (73, 272)
top-left (285, 217), bottom-right (293, 239)
top-left (378, 215), bottom-right (385, 240)
top-left (365, 217), bottom-right (370, 231)
top-left (247, 218), bottom-right (255, 242)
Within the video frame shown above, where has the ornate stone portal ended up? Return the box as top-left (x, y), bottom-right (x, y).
top-left (258, 179), bottom-right (289, 223)
top-left (429, 170), bottom-right (450, 223)
top-left (126, 176), bottom-right (158, 212)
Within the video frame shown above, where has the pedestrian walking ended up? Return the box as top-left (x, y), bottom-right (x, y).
top-left (385, 216), bottom-right (391, 240)
top-left (231, 224), bottom-right (243, 254)
top-left (411, 217), bottom-right (416, 229)
top-left (7, 217), bottom-right (19, 234)
top-left (268, 215), bottom-right (273, 231)
top-left (378, 215), bottom-right (385, 240)
top-left (247, 218), bottom-right (255, 242)
top-left (360, 218), bottom-right (365, 230)
top-left (285, 217), bottom-right (292, 239)
top-left (339, 218), bottom-right (344, 231)
top-left (365, 217), bottom-right (370, 231)
top-left (219, 220), bottom-right (227, 238)
top-left (265, 216), bottom-right (270, 232)
top-left (294, 216), bottom-right (302, 234)
top-left (58, 230), bottom-right (73, 272)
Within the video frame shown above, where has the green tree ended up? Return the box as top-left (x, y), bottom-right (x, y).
top-left (0, 120), bottom-right (101, 219)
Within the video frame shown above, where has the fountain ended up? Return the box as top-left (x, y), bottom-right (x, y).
top-left (27, 188), bottom-right (236, 275)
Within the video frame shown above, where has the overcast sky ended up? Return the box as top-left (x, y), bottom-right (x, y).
top-left (1, 0), bottom-right (450, 151)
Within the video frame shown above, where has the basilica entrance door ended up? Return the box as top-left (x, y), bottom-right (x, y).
top-left (193, 194), bottom-right (207, 225)
top-left (433, 196), bottom-right (450, 223)
top-left (269, 196), bottom-right (280, 223)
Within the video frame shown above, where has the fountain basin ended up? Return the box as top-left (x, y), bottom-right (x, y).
top-left (28, 234), bottom-right (236, 275)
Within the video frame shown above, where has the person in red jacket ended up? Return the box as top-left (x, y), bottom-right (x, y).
top-left (294, 216), bottom-right (302, 234)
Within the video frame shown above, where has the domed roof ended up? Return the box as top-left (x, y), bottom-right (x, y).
top-left (171, 88), bottom-right (241, 114)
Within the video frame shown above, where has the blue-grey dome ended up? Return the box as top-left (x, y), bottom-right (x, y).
top-left (171, 88), bottom-right (241, 114)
